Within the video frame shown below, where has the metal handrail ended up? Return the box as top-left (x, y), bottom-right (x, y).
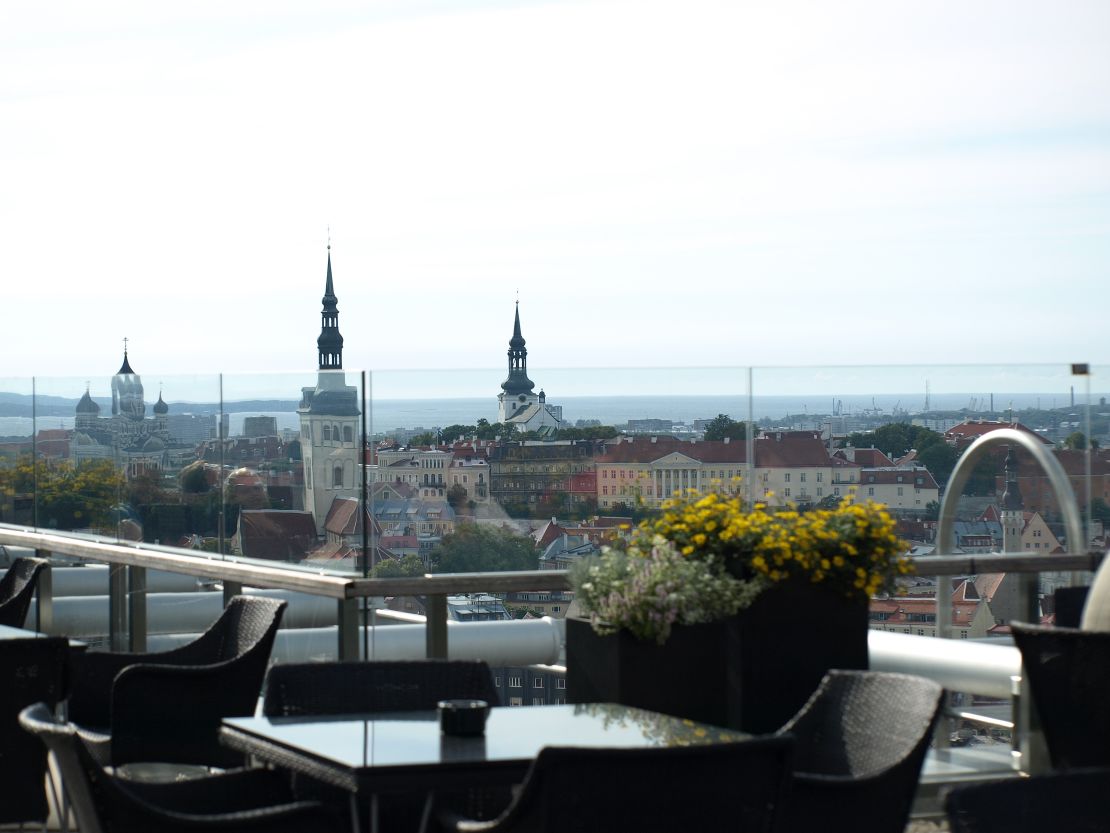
top-left (932, 428), bottom-right (1085, 637)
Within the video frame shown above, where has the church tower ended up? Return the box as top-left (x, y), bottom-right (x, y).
top-left (298, 245), bottom-right (361, 533)
top-left (111, 344), bottom-right (145, 422)
top-left (497, 302), bottom-right (538, 423)
top-left (1000, 446), bottom-right (1024, 554)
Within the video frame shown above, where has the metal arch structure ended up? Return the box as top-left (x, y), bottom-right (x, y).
top-left (933, 428), bottom-right (1084, 638)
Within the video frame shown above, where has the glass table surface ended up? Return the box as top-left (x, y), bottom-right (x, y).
top-left (222, 703), bottom-right (746, 772)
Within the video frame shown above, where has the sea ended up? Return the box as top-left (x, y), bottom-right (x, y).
top-left (0, 391), bottom-right (1093, 439)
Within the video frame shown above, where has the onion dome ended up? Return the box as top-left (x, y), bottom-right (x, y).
top-left (76, 388), bottom-right (101, 415)
top-left (154, 393), bottom-right (169, 415)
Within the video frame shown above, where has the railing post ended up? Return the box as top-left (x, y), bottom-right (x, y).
top-left (223, 580), bottom-right (243, 606)
top-left (128, 566), bottom-right (147, 653)
top-left (1014, 673), bottom-right (1049, 775)
top-left (337, 598), bottom-right (359, 660)
top-left (34, 551), bottom-right (53, 634)
top-left (109, 564), bottom-right (127, 652)
top-left (426, 593), bottom-right (448, 659)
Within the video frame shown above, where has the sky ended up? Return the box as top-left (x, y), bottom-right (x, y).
top-left (3, 0), bottom-right (1110, 392)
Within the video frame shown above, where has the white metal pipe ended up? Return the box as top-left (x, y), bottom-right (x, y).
top-left (146, 617), bottom-right (565, 666)
top-left (33, 589), bottom-right (342, 637)
top-left (50, 565), bottom-right (204, 596)
top-left (868, 630), bottom-right (1020, 700)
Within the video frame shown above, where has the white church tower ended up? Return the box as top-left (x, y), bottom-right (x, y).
top-left (298, 245), bottom-right (361, 533)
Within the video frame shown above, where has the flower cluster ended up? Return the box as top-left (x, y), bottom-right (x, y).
top-left (569, 539), bottom-right (759, 645)
top-left (570, 490), bottom-right (912, 644)
top-left (650, 491), bottom-right (912, 599)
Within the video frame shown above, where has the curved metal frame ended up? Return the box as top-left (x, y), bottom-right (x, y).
top-left (933, 428), bottom-right (1084, 638)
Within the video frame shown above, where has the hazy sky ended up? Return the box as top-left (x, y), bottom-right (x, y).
top-left (3, 0), bottom-right (1109, 384)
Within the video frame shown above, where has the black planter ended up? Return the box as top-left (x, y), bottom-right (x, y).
top-left (566, 615), bottom-right (730, 728)
top-left (726, 582), bottom-right (869, 733)
top-left (566, 584), bottom-right (869, 734)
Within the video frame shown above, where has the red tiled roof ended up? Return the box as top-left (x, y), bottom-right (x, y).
top-left (324, 497), bottom-right (384, 537)
top-left (945, 420), bottom-right (1051, 445)
top-left (237, 510), bottom-right (317, 561)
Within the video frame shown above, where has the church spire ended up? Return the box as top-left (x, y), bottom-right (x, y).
top-left (316, 244), bottom-right (344, 370)
top-left (501, 300), bottom-right (535, 395)
top-left (1001, 445), bottom-right (1023, 511)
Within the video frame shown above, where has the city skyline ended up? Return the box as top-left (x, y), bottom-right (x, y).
top-left (4, 0), bottom-right (1109, 377)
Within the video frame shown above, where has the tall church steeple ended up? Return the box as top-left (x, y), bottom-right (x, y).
top-left (1001, 445), bottom-right (1025, 554)
top-left (317, 245), bottom-right (343, 370)
top-left (501, 302), bottom-right (535, 396)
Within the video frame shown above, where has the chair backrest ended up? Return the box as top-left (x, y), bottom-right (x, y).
top-left (183, 594), bottom-right (288, 664)
top-left (1011, 621), bottom-right (1110, 769)
top-left (483, 736), bottom-right (793, 833)
top-left (0, 637), bottom-right (69, 825)
top-left (946, 768), bottom-right (1110, 833)
top-left (263, 659), bottom-right (499, 717)
top-left (0, 556), bottom-right (49, 627)
top-left (776, 670), bottom-right (944, 833)
top-left (778, 669), bottom-right (943, 778)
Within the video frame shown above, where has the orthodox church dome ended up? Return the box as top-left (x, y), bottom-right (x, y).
top-left (76, 389), bottom-right (101, 415)
top-left (154, 393), bottom-right (169, 415)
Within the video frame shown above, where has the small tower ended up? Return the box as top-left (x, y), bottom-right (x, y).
top-left (298, 243), bottom-right (361, 534)
top-left (111, 341), bottom-right (145, 422)
top-left (1000, 446), bottom-right (1024, 554)
top-left (75, 384), bottom-right (100, 431)
top-left (153, 389), bottom-right (169, 435)
top-left (498, 302), bottom-right (538, 423)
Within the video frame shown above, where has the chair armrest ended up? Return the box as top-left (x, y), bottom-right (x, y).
top-left (135, 799), bottom-right (345, 833)
top-left (436, 808), bottom-right (499, 833)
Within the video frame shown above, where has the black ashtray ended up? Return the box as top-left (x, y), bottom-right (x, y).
top-left (438, 699), bottom-right (489, 736)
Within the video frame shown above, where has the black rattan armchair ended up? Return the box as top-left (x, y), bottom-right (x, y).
top-left (0, 636), bottom-right (68, 826)
top-left (0, 556), bottom-right (49, 627)
top-left (68, 594), bottom-right (286, 769)
top-left (19, 703), bottom-right (345, 833)
top-left (946, 768), bottom-right (1110, 833)
top-left (437, 736), bottom-right (794, 833)
top-left (262, 659), bottom-right (500, 716)
top-left (1011, 621), bottom-right (1110, 770)
top-left (775, 669), bottom-right (944, 833)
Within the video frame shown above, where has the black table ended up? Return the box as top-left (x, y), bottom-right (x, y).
top-left (221, 703), bottom-right (747, 832)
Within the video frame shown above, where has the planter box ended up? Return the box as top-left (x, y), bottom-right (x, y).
top-left (567, 584), bottom-right (869, 734)
top-left (566, 615), bottom-right (731, 728)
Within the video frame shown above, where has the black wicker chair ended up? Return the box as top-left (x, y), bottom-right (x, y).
top-left (1011, 621), bottom-right (1110, 769)
top-left (775, 669), bottom-right (944, 833)
top-left (0, 556), bottom-right (50, 627)
top-left (262, 659), bottom-right (500, 716)
top-left (946, 768), bottom-right (1110, 833)
top-left (437, 736), bottom-right (794, 833)
top-left (19, 702), bottom-right (345, 833)
top-left (67, 594), bottom-right (286, 769)
top-left (0, 636), bottom-right (68, 826)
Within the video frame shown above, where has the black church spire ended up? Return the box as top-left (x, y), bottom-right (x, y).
top-left (317, 246), bottom-right (344, 370)
top-left (501, 301), bottom-right (535, 395)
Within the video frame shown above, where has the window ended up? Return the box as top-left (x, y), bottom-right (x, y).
top-left (509, 697), bottom-right (523, 706)
top-left (533, 678), bottom-right (545, 689)
top-left (508, 676), bottom-right (522, 688)
top-left (494, 678), bottom-right (501, 687)
top-left (333, 467), bottom-right (344, 487)
top-left (816, 487), bottom-right (823, 497)
top-left (323, 425), bottom-right (331, 442)
top-left (343, 426), bottom-right (353, 443)
top-left (784, 473), bottom-right (791, 482)
top-left (556, 678), bottom-right (566, 690)
top-left (868, 487), bottom-right (874, 496)
top-left (800, 473), bottom-right (806, 482)
top-left (551, 605), bottom-right (561, 612)
top-left (817, 472), bottom-right (823, 482)
top-left (897, 487), bottom-right (903, 496)
top-left (532, 697), bottom-right (545, 706)
top-left (784, 488), bottom-right (791, 497)
top-left (960, 631), bottom-right (969, 639)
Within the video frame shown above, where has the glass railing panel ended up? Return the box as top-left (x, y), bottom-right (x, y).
top-left (0, 376), bottom-right (35, 529)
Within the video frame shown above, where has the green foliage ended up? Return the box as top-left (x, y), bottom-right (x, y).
top-left (552, 425), bottom-right (620, 440)
top-left (441, 424), bottom-right (476, 443)
top-left (409, 431), bottom-right (436, 446)
top-left (429, 523), bottom-right (538, 573)
top-left (924, 500), bottom-right (941, 521)
top-left (506, 604), bottom-right (545, 619)
top-left (703, 414), bottom-right (747, 442)
top-left (1064, 431), bottom-right (1088, 451)
top-left (0, 457), bottom-right (127, 531)
top-left (915, 441), bottom-right (958, 485)
top-left (446, 484), bottom-right (468, 511)
top-left (844, 422), bottom-right (944, 459)
top-left (372, 554), bottom-right (427, 578)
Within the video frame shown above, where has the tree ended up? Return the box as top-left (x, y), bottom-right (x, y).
top-left (1064, 431), bottom-right (1088, 451)
top-left (915, 441), bottom-right (958, 485)
top-left (703, 414), bottom-right (747, 442)
top-left (372, 554), bottom-right (426, 578)
top-left (923, 500), bottom-right (941, 521)
top-left (446, 484), bottom-right (468, 512)
top-left (18, 458), bottom-right (128, 531)
top-left (441, 424), bottom-right (476, 443)
top-left (429, 523), bottom-right (538, 573)
top-left (409, 431), bottom-right (436, 446)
